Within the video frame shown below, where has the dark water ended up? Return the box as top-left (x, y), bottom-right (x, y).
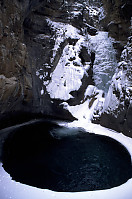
top-left (2, 120), bottom-right (132, 192)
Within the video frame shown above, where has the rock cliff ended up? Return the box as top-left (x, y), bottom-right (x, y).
top-left (0, 0), bottom-right (99, 127)
top-left (0, 0), bottom-right (131, 137)
top-left (0, 0), bottom-right (32, 121)
top-left (93, 0), bottom-right (132, 137)
top-left (96, 36), bottom-right (132, 137)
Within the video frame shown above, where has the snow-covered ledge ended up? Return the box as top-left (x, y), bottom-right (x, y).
top-left (0, 121), bottom-right (132, 199)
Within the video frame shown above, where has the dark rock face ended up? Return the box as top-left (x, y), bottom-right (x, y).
top-left (0, 0), bottom-right (87, 124)
top-left (0, 0), bottom-right (32, 115)
top-left (0, 0), bottom-right (99, 125)
top-left (101, 0), bottom-right (132, 60)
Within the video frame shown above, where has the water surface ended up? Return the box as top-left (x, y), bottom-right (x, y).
top-left (2, 120), bottom-right (132, 192)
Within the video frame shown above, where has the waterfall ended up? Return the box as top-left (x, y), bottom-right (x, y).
top-left (89, 31), bottom-right (117, 94)
top-left (63, 31), bottom-right (118, 121)
top-left (43, 18), bottom-right (118, 122)
top-left (36, 3), bottom-right (118, 122)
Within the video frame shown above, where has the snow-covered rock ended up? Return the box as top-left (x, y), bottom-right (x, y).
top-left (98, 38), bottom-right (132, 137)
top-left (0, 0), bottom-right (131, 139)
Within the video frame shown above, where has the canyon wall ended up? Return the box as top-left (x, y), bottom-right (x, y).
top-left (95, 0), bottom-right (132, 137)
top-left (0, 0), bottom-right (131, 136)
top-left (0, 0), bottom-right (98, 127)
top-left (0, 0), bottom-right (33, 126)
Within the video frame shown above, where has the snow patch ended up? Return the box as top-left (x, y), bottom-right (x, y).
top-left (46, 63), bottom-right (84, 100)
top-left (62, 86), bottom-right (104, 122)
top-left (46, 18), bottom-right (81, 62)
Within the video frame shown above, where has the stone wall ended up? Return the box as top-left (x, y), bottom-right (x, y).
top-left (0, 0), bottom-right (32, 115)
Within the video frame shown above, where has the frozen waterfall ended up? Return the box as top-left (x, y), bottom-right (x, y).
top-left (89, 31), bottom-right (117, 94)
top-left (37, 18), bottom-right (118, 122)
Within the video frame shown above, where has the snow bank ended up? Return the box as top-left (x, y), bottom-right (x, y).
top-left (46, 18), bottom-right (81, 62)
top-left (62, 85), bottom-right (104, 121)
